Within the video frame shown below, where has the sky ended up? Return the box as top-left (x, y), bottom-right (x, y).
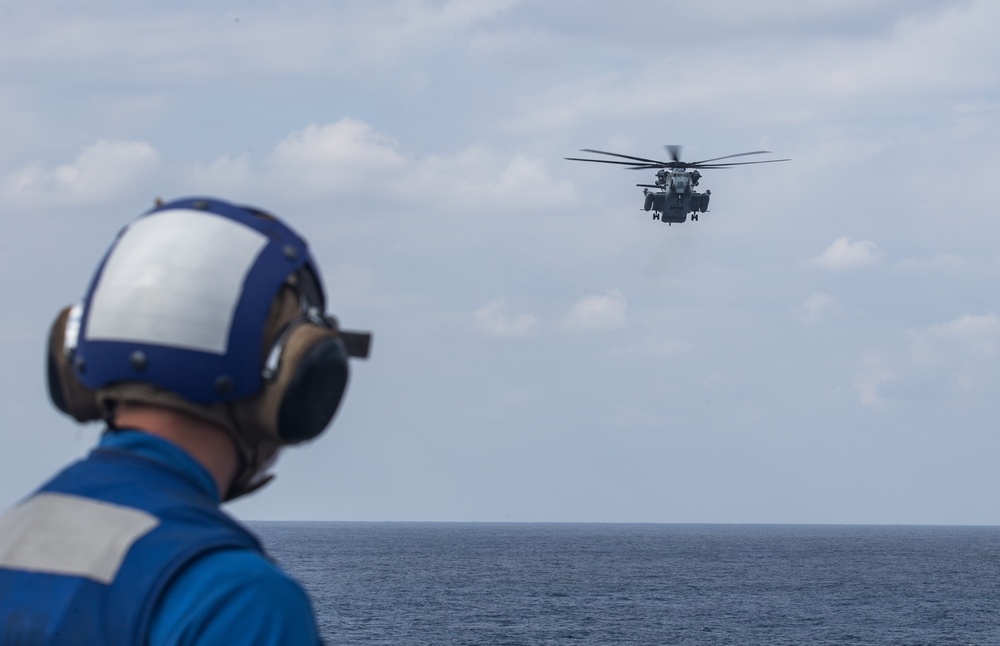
top-left (2, 0), bottom-right (999, 524)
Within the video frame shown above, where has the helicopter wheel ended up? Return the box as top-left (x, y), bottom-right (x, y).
top-left (692, 213), bottom-right (698, 222)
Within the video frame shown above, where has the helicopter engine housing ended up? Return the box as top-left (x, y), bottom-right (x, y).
top-left (643, 190), bottom-right (710, 223)
top-left (697, 192), bottom-right (710, 212)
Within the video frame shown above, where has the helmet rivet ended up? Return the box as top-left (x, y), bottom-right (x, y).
top-left (129, 351), bottom-right (147, 372)
top-left (282, 244), bottom-right (298, 261)
top-left (193, 200), bottom-right (210, 210)
top-left (74, 357), bottom-right (86, 374)
top-left (214, 376), bottom-right (234, 394)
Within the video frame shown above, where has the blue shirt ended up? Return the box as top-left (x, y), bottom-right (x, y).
top-left (100, 431), bottom-right (323, 646)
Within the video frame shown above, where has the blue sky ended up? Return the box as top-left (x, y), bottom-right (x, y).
top-left (2, 0), bottom-right (999, 523)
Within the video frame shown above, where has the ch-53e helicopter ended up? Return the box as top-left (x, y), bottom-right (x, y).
top-left (565, 145), bottom-right (789, 224)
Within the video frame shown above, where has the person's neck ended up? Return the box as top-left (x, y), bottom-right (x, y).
top-left (113, 403), bottom-right (238, 500)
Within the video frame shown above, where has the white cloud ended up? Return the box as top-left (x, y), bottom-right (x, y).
top-left (472, 298), bottom-right (538, 338)
top-left (853, 356), bottom-right (899, 406)
top-left (1, 140), bottom-right (158, 206)
top-left (183, 119), bottom-right (404, 198)
top-left (181, 153), bottom-right (252, 196)
top-left (180, 121), bottom-right (574, 212)
top-left (268, 119), bottom-right (405, 196)
top-left (373, 0), bottom-right (517, 49)
top-left (303, 0), bottom-right (520, 69)
top-left (0, 1), bottom-right (519, 87)
top-left (854, 313), bottom-right (1000, 405)
top-left (796, 292), bottom-right (842, 324)
top-left (810, 237), bottom-right (883, 270)
top-left (557, 290), bottom-right (627, 333)
top-left (506, 1), bottom-right (1000, 133)
top-left (907, 313), bottom-right (1000, 367)
top-left (400, 147), bottom-right (576, 210)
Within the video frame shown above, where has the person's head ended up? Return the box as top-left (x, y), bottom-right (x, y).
top-left (46, 197), bottom-right (371, 499)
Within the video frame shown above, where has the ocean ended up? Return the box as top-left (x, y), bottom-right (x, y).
top-left (248, 522), bottom-right (1000, 645)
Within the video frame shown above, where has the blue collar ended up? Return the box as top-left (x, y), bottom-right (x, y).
top-left (97, 429), bottom-right (221, 501)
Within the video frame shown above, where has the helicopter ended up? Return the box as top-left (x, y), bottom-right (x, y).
top-left (565, 145), bottom-right (789, 224)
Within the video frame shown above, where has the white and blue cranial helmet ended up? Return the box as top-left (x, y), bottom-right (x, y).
top-left (47, 197), bottom-right (371, 498)
top-left (78, 197), bottom-right (320, 403)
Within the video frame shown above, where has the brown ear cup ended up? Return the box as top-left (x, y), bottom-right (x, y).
top-left (237, 321), bottom-right (349, 444)
top-left (46, 306), bottom-right (103, 422)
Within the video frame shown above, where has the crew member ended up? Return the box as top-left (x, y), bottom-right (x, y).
top-left (0, 197), bottom-right (371, 644)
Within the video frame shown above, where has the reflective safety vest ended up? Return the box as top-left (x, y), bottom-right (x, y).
top-left (0, 446), bottom-right (262, 646)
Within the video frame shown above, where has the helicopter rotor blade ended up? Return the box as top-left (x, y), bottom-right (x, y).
top-left (578, 149), bottom-right (669, 166)
top-left (565, 157), bottom-right (663, 168)
top-left (692, 158), bottom-right (791, 168)
top-left (567, 147), bottom-right (790, 171)
top-left (689, 150), bottom-right (773, 165)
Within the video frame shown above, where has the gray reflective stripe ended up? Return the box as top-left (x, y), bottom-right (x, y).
top-left (0, 492), bottom-right (160, 584)
top-left (85, 209), bottom-right (268, 354)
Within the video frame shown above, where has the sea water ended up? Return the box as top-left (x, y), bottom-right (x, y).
top-left (248, 522), bottom-right (1000, 645)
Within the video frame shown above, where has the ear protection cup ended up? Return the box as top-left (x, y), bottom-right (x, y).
top-left (243, 318), bottom-right (350, 444)
top-left (46, 306), bottom-right (103, 422)
top-left (277, 331), bottom-right (350, 443)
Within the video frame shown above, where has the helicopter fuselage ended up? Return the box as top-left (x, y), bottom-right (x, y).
top-left (641, 170), bottom-right (710, 223)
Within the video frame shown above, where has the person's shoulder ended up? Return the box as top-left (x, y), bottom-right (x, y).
top-left (149, 548), bottom-right (322, 645)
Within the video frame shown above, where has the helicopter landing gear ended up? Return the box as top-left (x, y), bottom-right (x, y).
top-left (691, 213), bottom-right (698, 222)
